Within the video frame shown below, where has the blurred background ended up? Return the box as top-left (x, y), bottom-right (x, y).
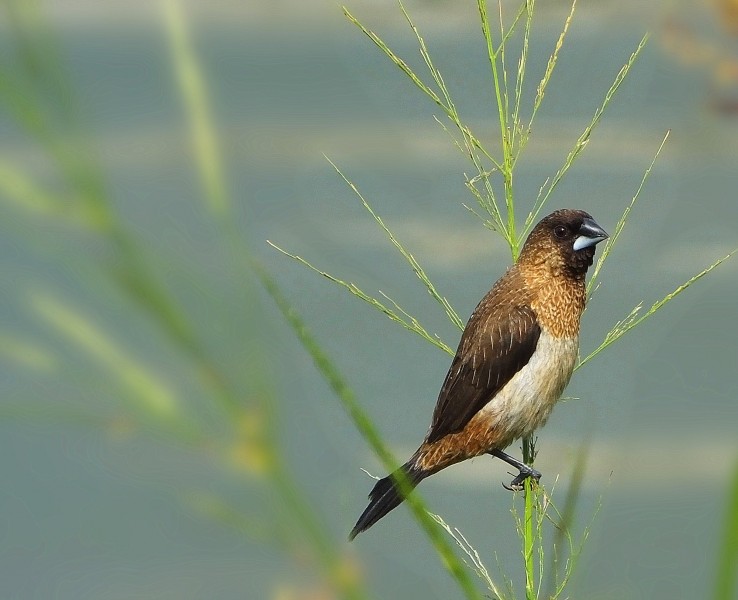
top-left (0, 0), bottom-right (736, 598)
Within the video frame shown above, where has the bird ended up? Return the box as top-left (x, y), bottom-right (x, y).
top-left (349, 208), bottom-right (608, 540)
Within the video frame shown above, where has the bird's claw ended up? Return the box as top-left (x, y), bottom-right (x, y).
top-left (502, 480), bottom-right (523, 492)
top-left (502, 468), bottom-right (541, 492)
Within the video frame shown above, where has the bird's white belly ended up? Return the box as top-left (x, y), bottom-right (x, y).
top-left (479, 331), bottom-right (578, 446)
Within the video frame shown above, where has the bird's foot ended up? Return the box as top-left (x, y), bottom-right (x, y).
top-left (502, 466), bottom-right (541, 492)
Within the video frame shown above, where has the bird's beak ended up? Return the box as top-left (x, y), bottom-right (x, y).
top-left (573, 217), bottom-right (609, 251)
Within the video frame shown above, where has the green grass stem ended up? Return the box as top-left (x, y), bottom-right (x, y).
top-left (256, 263), bottom-right (483, 600)
top-left (714, 460), bottom-right (738, 600)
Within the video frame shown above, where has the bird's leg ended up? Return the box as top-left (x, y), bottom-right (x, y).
top-left (488, 448), bottom-right (541, 491)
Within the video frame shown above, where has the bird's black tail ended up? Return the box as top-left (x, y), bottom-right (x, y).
top-left (349, 460), bottom-right (427, 540)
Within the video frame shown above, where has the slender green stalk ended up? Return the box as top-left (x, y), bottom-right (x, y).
top-left (343, 6), bottom-right (499, 168)
top-left (344, 0), bottom-right (507, 240)
top-left (161, 6), bottom-right (373, 597)
top-left (0, 0), bottom-right (246, 422)
top-left (714, 460), bottom-right (738, 600)
top-left (396, 0), bottom-right (511, 243)
top-left (479, 0), bottom-right (518, 257)
top-left (256, 263), bottom-right (483, 600)
top-left (0, 159), bottom-right (70, 220)
top-left (543, 444), bottom-right (588, 598)
top-left (523, 483), bottom-right (536, 599)
top-left (31, 290), bottom-right (179, 419)
top-left (521, 436), bottom-right (538, 598)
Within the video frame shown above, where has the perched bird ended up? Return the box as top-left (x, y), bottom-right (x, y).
top-left (350, 208), bottom-right (608, 540)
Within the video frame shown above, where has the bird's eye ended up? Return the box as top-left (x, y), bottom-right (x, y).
top-left (553, 225), bottom-right (568, 239)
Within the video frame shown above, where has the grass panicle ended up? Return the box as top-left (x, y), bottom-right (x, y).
top-left (270, 0), bottom-right (733, 598)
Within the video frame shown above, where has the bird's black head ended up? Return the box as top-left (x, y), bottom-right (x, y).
top-left (519, 209), bottom-right (609, 279)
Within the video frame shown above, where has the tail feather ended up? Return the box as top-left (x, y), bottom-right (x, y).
top-left (349, 461), bottom-right (426, 540)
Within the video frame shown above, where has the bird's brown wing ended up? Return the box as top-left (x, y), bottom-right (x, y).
top-left (426, 299), bottom-right (541, 444)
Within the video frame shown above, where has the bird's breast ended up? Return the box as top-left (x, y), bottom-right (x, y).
top-left (478, 331), bottom-right (578, 447)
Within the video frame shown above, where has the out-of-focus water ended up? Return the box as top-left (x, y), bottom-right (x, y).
top-left (1, 1), bottom-right (736, 598)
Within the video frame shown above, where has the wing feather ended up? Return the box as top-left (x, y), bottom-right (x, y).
top-left (425, 277), bottom-right (541, 444)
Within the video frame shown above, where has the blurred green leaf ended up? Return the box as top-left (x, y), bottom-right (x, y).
top-left (31, 289), bottom-right (179, 419)
top-left (714, 460), bottom-right (738, 600)
top-left (162, 0), bottom-right (229, 218)
top-left (0, 331), bottom-right (57, 371)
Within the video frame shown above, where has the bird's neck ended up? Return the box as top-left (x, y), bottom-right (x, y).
top-left (517, 262), bottom-right (587, 338)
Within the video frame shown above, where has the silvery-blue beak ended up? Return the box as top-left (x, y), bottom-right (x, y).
top-left (573, 217), bottom-right (609, 251)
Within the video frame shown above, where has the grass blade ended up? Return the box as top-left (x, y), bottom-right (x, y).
top-left (529, 0), bottom-right (576, 130)
top-left (511, 0), bottom-right (534, 152)
top-left (343, 6), bottom-right (444, 112)
top-left (587, 129), bottom-right (670, 295)
top-left (431, 513), bottom-right (507, 599)
top-left (578, 250), bottom-right (736, 369)
top-left (31, 289), bottom-right (179, 418)
top-left (344, 5), bottom-right (501, 172)
top-left (162, 0), bottom-right (228, 218)
top-left (268, 241), bottom-right (454, 355)
top-left (525, 33), bottom-right (649, 235)
top-left (327, 157), bottom-right (464, 330)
